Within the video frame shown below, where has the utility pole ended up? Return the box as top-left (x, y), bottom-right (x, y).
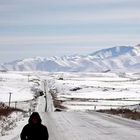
top-left (9, 92), bottom-right (12, 107)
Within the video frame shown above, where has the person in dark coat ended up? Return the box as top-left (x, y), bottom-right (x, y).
top-left (20, 112), bottom-right (49, 140)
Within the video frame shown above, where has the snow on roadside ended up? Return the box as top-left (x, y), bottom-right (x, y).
top-left (0, 71), bottom-right (44, 140)
top-left (0, 96), bottom-right (46, 140)
top-left (0, 113), bottom-right (28, 140)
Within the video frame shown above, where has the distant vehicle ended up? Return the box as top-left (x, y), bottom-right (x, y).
top-left (39, 90), bottom-right (44, 96)
top-left (34, 89), bottom-right (44, 98)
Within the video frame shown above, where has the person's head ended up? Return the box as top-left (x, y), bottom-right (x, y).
top-left (28, 112), bottom-right (42, 125)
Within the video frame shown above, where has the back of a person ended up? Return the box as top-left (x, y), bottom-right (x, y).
top-left (20, 112), bottom-right (49, 140)
top-left (25, 124), bottom-right (48, 140)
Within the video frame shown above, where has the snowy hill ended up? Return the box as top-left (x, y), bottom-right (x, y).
top-left (1, 45), bottom-right (140, 72)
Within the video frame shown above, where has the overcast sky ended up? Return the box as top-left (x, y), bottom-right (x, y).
top-left (0, 0), bottom-right (140, 62)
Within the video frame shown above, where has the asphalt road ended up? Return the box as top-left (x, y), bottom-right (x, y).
top-left (42, 111), bottom-right (140, 140)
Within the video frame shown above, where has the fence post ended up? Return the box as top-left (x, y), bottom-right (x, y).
top-left (9, 92), bottom-right (12, 107)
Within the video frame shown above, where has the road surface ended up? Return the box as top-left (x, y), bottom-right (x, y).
top-left (41, 111), bottom-right (140, 140)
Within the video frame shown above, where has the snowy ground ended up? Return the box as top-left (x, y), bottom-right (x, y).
top-left (0, 71), bottom-right (43, 139)
top-left (0, 71), bottom-right (140, 139)
top-left (1, 71), bottom-right (140, 112)
top-left (47, 72), bottom-right (140, 111)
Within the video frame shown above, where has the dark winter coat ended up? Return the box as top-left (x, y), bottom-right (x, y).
top-left (20, 112), bottom-right (49, 140)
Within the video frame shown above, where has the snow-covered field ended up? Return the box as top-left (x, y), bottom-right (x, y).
top-left (1, 71), bottom-right (139, 112)
top-left (0, 72), bottom-right (35, 102)
top-left (0, 71), bottom-right (140, 139)
top-left (47, 72), bottom-right (140, 111)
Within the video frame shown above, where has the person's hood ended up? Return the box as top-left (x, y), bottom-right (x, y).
top-left (28, 112), bottom-right (42, 124)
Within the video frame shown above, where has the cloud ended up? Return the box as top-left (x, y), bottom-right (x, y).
top-left (0, 0), bottom-right (140, 62)
top-left (0, 34), bottom-right (139, 46)
top-left (0, 1), bottom-right (140, 26)
top-left (0, 8), bottom-right (140, 29)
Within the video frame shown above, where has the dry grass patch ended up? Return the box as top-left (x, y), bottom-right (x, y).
top-left (50, 93), bottom-right (67, 111)
top-left (98, 108), bottom-right (140, 120)
top-left (0, 102), bottom-right (24, 118)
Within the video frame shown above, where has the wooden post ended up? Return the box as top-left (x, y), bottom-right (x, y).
top-left (9, 92), bottom-right (12, 107)
top-left (15, 101), bottom-right (17, 108)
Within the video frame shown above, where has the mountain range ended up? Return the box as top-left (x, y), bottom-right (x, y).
top-left (1, 45), bottom-right (140, 72)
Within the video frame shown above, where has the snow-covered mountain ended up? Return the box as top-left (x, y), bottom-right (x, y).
top-left (1, 45), bottom-right (140, 72)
